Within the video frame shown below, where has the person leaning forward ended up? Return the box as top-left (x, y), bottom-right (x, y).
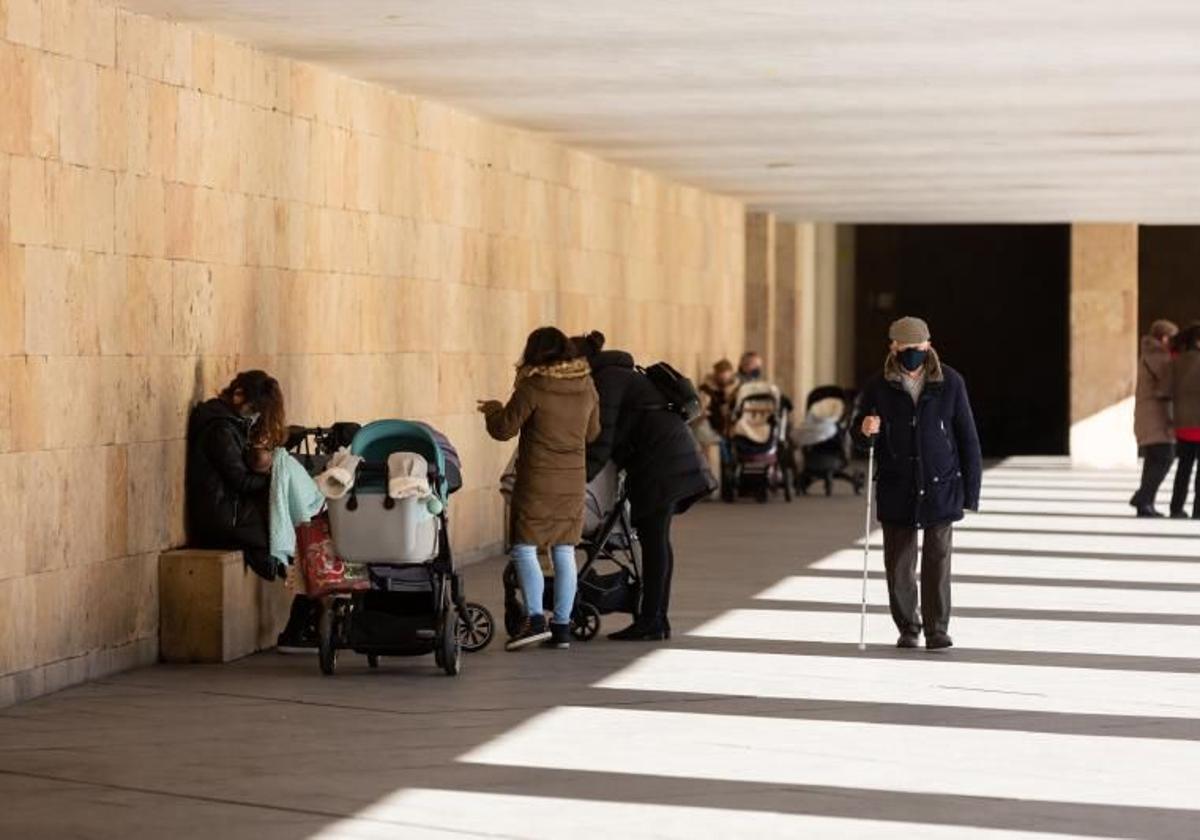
top-left (852, 316), bottom-right (982, 651)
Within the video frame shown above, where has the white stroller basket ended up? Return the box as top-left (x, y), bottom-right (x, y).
top-left (328, 452), bottom-right (440, 564)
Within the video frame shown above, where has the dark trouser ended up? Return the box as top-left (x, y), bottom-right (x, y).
top-left (882, 522), bottom-right (953, 636)
top-left (1171, 441), bottom-right (1200, 517)
top-left (636, 505), bottom-right (677, 625)
top-left (1132, 443), bottom-right (1175, 510)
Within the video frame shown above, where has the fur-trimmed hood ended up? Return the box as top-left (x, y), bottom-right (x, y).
top-left (515, 358), bottom-right (594, 394)
top-left (517, 358), bottom-right (593, 381)
top-left (883, 347), bottom-right (945, 387)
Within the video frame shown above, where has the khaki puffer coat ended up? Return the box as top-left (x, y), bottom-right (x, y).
top-left (486, 359), bottom-right (601, 547)
top-left (1134, 335), bottom-right (1175, 446)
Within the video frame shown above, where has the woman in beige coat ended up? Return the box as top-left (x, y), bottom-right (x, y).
top-left (479, 327), bottom-right (600, 650)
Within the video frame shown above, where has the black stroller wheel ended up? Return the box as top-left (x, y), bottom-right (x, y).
top-left (317, 603), bottom-right (337, 676)
top-left (458, 602), bottom-right (495, 652)
top-left (571, 602), bottom-right (601, 641)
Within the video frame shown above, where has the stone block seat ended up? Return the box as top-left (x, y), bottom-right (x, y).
top-left (158, 549), bottom-right (294, 663)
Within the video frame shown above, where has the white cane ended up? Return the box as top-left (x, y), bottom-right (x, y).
top-left (858, 438), bottom-right (876, 651)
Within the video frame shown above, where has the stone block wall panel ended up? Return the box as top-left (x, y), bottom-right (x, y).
top-left (0, 0), bottom-right (745, 702)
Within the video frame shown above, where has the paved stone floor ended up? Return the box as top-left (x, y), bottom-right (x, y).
top-left (2, 458), bottom-right (1198, 839)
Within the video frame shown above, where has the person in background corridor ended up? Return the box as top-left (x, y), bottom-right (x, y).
top-left (737, 351), bottom-right (765, 384)
top-left (1131, 319), bottom-right (1179, 517)
top-left (853, 316), bottom-right (982, 651)
top-left (1169, 323), bottom-right (1200, 519)
top-left (479, 327), bottom-right (600, 651)
top-left (697, 359), bottom-right (739, 495)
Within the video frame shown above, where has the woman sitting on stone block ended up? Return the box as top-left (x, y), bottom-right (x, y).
top-left (185, 370), bottom-right (288, 582)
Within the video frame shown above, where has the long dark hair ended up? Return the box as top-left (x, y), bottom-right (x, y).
top-left (220, 370), bottom-right (286, 447)
top-left (520, 327), bottom-right (575, 368)
top-left (569, 330), bottom-right (606, 360)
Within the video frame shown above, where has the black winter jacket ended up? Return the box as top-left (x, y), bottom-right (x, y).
top-left (852, 352), bottom-right (982, 527)
top-left (185, 398), bottom-right (271, 548)
top-left (586, 351), bottom-right (716, 522)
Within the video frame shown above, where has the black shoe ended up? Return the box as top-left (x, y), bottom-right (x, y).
top-left (608, 620), bottom-right (667, 641)
top-left (276, 625), bottom-right (318, 653)
top-left (896, 632), bottom-right (920, 649)
top-left (1171, 510), bottom-right (1189, 519)
top-left (505, 615), bottom-right (550, 651)
top-left (542, 623), bottom-right (571, 650)
top-left (1135, 506), bottom-right (1165, 518)
top-left (926, 632), bottom-right (954, 650)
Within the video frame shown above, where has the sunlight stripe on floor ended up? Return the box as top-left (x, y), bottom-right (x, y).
top-left (967, 488), bottom-right (1153, 502)
top-left (973, 499), bottom-right (1167, 517)
top-left (689, 608), bottom-right (1200, 658)
top-left (864, 529), bottom-right (1200, 558)
top-left (597, 649), bottom-right (1200, 719)
top-left (309, 788), bottom-right (1121, 839)
top-left (758, 576), bottom-right (1200, 615)
top-left (809, 549), bottom-right (1200, 586)
top-left (957, 512), bottom-right (1200, 536)
top-left (460, 706), bottom-right (1200, 811)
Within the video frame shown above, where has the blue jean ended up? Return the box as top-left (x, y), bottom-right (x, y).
top-left (511, 544), bottom-right (577, 625)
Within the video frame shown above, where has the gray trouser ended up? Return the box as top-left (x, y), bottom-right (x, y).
top-left (882, 523), bottom-right (953, 636)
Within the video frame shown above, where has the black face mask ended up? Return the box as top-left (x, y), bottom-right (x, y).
top-left (897, 348), bottom-right (928, 372)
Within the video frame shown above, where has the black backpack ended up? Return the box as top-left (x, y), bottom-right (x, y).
top-left (640, 362), bottom-right (702, 422)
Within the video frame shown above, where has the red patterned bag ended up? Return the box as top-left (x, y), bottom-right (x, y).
top-left (297, 514), bottom-right (369, 597)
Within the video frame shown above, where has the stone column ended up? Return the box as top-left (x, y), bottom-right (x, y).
top-left (813, 223), bottom-right (839, 386)
top-left (774, 221), bottom-right (801, 400)
top-left (796, 223), bottom-right (819, 402)
top-left (744, 212), bottom-right (777, 379)
top-left (1070, 224), bottom-right (1139, 468)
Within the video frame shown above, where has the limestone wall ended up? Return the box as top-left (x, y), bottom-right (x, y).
top-left (0, 0), bottom-right (746, 703)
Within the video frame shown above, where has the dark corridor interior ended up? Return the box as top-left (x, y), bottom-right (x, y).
top-left (1139, 226), bottom-right (1200, 336)
top-left (854, 225), bottom-right (1071, 457)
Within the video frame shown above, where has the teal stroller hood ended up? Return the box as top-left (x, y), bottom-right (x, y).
top-left (350, 420), bottom-right (450, 503)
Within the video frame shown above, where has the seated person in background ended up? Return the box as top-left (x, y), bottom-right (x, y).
top-left (186, 370), bottom-right (287, 581)
top-left (697, 359), bottom-right (739, 492)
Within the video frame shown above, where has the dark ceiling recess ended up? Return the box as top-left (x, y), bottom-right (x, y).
top-left (854, 225), bottom-right (1071, 457)
top-left (1138, 226), bottom-right (1200, 338)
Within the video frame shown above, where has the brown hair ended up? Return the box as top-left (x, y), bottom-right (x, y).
top-left (520, 326), bottom-right (576, 368)
top-left (714, 359), bottom-right (734, 374)
top-left (220, 370), bottom-right (286, 448)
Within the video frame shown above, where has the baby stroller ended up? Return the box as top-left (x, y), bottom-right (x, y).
top-left (794, 385), bottom-right (865, 496)
top-left (500, 459), bottom-right (642, 641)
top-left (722, 381), bottom-right (795, 503)
top-left (318, 420), bottom-right (489, 676)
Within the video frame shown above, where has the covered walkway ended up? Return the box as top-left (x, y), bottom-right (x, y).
top-left (2, 460), bottom-right (1197, 839)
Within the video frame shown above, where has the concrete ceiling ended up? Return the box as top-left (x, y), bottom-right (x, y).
top-left (121, 1), bottom-right (1200, 223)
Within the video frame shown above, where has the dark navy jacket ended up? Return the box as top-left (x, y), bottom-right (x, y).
top-left (853, 353), bottom-right (982, 527)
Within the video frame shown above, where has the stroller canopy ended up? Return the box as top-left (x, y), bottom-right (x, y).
top-left (733, 381), bottom-right (781, 416)
top-left (350, 420), bottom-right (450, 502)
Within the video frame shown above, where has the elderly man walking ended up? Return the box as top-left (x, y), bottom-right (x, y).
top-left (854, 317), bottom-right (982, 650)
top-left (1131, 319), bottom-right (1178, 517)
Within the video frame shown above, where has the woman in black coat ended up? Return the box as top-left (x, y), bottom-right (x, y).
top-left (572, 332), bottom-right (716, 640)
top-left (185, 370), bottom-right (287, 581)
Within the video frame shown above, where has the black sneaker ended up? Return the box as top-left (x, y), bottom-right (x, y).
top-left (543, 623), bottom-right (571, 650)
top-left (1170, 510), bottom-right (1188, 519)
top-left (926, 632), bottom-right (954, 650)
top-left (505, 615), bottom-right (550, 651)
top-left (276, 622), bottom-right (318, 654)
top-left (1135, 506), bottom-right (1164, 518)
top-left (896, 632), bottom-right (920, 649)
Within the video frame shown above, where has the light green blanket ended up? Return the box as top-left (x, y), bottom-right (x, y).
top-left (269, 448), bottom-right (326, 563)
